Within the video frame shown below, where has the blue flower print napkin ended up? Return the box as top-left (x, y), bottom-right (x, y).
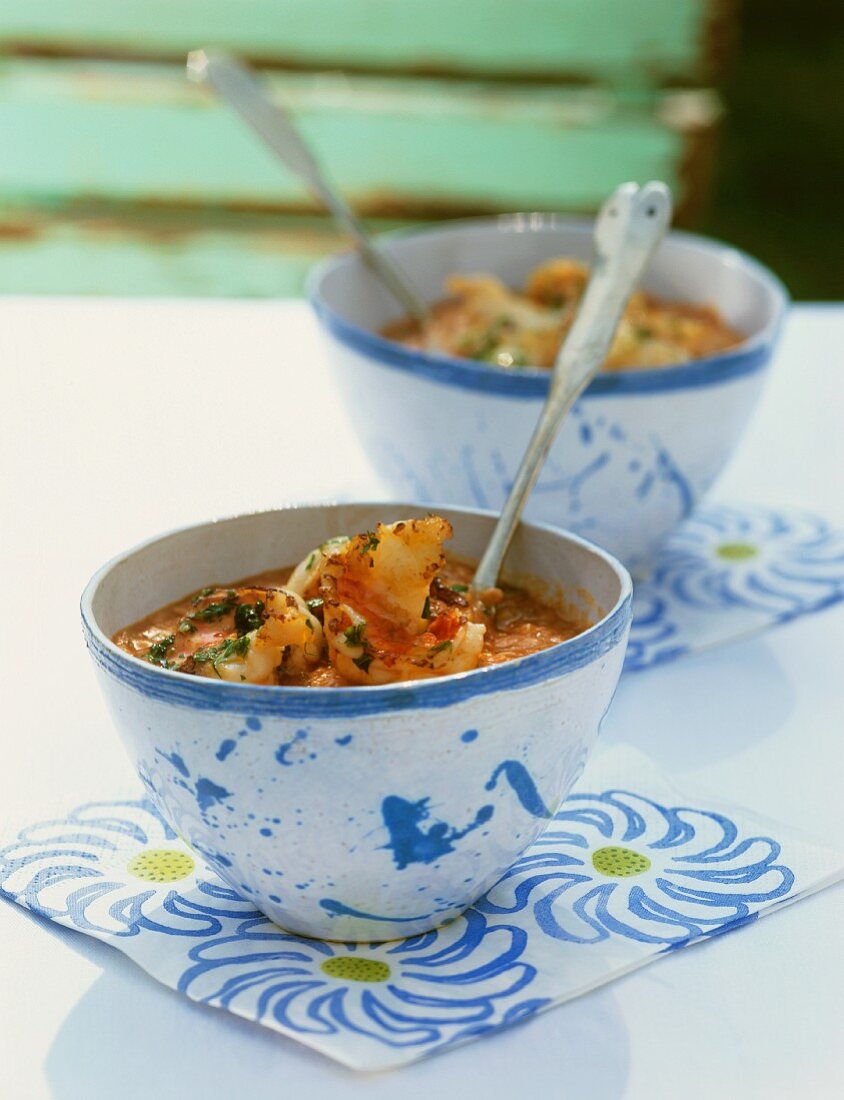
top-left (625, 504), bottom-right (844, 670)
top-left (2, 746), bottom-right (841, 1071)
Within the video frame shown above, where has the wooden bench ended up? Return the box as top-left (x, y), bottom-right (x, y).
top-left (0, 1), bottom-right (732, 296)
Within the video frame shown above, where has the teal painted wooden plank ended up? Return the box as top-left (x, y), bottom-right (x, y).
top-left (0, 60), bottom-right (717, 215)
top-left (0, 207), bottom-right (412, 297)
top-left (0, 0), bottom-right (725, 84)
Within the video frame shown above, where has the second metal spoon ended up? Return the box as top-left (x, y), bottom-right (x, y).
top-left (473, 180), bottom-right (673, 591)
top-left (187, 49), bottom-right (428, 325)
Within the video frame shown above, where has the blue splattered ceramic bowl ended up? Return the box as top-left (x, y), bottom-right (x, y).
top-left (82, 502), bottom-right (631, 942)
top-left (309, 216), bottom-right (788, 576)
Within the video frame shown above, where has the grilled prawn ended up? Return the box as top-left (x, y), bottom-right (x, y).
top-left (192, 588), bottom-right (324, 684)
top-left (317, 516), bottom-right (485, 686)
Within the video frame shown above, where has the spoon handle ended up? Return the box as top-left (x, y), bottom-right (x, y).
top-left (472, 181), bottom-right (673, 591)
top-left (187, 50), bottom-right (428, 325)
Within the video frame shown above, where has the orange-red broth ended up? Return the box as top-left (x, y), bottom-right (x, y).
top-left (114, 559), bottom-right (587, 686)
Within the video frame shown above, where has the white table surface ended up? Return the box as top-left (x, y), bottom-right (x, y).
top-left (1, 299), bottom-right (842, 1099)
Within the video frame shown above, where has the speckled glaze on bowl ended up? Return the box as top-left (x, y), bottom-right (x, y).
top-left (81, 502), bottom-right (631, 942)
top-left (309, 216), bottom-right (788, 576)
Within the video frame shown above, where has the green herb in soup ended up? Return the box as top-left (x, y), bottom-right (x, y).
top-left (382, 258), bottom-right (742, 371)
top-left (113, 516), bottom-right (587, 688)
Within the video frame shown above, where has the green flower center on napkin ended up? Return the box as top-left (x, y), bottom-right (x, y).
top-left (321, 957), bottom-right (391, 983)
top-left (715, 541), bottom-right (758, 561)
top-left (591, 846), bottom-right (651, 877)
top-left (127, 849), bottom-right (196, 883)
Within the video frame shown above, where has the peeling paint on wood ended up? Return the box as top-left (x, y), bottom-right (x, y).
top-left (0, 2), bottom-right (734, 297)
top-left (0, 1), bottom-right (731, 85)
top-left (0, 203), bottom-right (412, 297)
top-left (0, 59), bottom-right (718, 217)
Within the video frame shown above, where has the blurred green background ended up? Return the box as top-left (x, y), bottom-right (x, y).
top-left (702, 0), bottom-right (843, 298)
top-left (0, 0), bottom-right (840, 299)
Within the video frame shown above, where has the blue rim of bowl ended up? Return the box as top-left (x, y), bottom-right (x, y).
top-left (80, 502), bottom-right (632, 719)
top-left (307, 215), bottom-right (789, 401)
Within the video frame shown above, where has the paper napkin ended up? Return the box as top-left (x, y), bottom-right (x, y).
top-left (2, 746), bottom-right (841, 1070)
top-left (626, 503), bottom-right (844, 670)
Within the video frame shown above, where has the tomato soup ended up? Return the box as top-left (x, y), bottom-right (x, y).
top-left (383, 257), bottom-right (742, 371)
top-left (114, 558), bottom-right (585, 687)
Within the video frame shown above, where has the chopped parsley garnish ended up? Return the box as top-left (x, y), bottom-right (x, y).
top-left (430, 640), bottom-right (453, 655)
top-left (146, 634), bottom-right (175, 667)
top-left (234, 600), bottom-right (265, 636)
top-left (191, 586), bottom-right (215, 606)
top-left (306, 553), bottom-right (316, 569)
top-left (343, 620), bottom-right (372, 670)
top-left (225, 635), bottom-right (250, 659)
top-left (344, 621), bottom-right (366, 647)
top-left (306, 597), bottom-right (324, 614)
top-left (192, 597), bottom-right (238, 622)
top-left (193, 635), bottom-right (250, 678)
top-left (177, 618), bottom-right (196, 634)
top-left (422, 596), bottom-right (431, 619)
top-left (193, 637), bottom-right (246, 663)
top-left (359, 531), bottom-right (380, 556)
top-left (450, 584), bottom-right (469, 593)
top-left (462, 316), bottom-right (510, 361)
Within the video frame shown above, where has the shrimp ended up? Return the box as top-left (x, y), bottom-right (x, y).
top-left (444, 273), bottom-right (513, 309)
top-left (432, 274), bottom-right (561, 368)
top-left (319, 516), bottom-right (485, 686)
top-left (193, 588), bottom-right (324, 684)
top-left (286, 536), bottom-right (350, 601)
top-left (524, 258), bottom-right (588, 307)
top-left (444, 273), bottom-right (559, 332)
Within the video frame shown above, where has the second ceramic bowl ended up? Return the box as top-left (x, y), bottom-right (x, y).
top-left (309, 216), bottom-right (788, 576)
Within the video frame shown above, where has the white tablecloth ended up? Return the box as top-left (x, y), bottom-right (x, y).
top-left (1, 299), bottom-right (841, 1099)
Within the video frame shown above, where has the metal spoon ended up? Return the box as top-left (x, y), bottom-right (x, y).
top-left (186, 49), bottom-right (428, 325)
top-left (472, 181), bottom-right (673, 591)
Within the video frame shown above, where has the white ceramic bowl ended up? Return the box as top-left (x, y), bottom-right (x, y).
top-left (309, 216), bottom-right (788, 576)
top-left (82, 502), bottom-right (631, 942)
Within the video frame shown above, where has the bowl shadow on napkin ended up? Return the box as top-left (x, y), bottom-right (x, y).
top-left (608, 638), bottom-right (794, 769)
